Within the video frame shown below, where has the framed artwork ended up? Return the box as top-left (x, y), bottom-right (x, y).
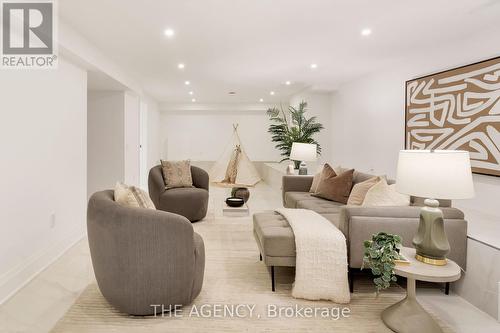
top-left (405, 57), bottom-right (500, 177)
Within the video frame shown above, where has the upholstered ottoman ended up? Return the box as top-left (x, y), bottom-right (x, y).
top-left (253, 211), bottom-right (296, 291)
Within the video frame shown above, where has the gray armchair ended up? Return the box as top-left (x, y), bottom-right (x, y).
top-left (87, 190), bottom-right (205, 315)
top-left (149, 165), bottom-right (209, 222)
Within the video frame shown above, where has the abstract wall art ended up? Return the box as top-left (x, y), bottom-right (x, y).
top-left (405, 57), bottom-right (500, 176)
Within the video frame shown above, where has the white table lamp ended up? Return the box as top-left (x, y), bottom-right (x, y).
top-left (290, 142), bottom-right (317, 175)
top-left (396, 150), bottom-right (474, 265)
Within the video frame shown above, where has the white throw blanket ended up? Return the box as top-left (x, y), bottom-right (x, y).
top-left (276, 208), bottom-right (350, 304)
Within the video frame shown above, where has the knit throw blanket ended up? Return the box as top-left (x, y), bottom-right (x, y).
top-left (276, 208), bottom-right (350, 303)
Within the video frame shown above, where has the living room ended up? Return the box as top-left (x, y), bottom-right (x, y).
top-left (1, 1), bottom-right (500, 332)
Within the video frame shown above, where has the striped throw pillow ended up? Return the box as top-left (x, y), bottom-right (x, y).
top-left (114, 182), bottom-right (156, 210)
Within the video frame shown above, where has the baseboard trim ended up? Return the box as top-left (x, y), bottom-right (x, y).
top-left (0, 226), bottom-right (86, 305)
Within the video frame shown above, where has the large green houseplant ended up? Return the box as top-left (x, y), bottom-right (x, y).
top-left (362, 232), bottom-right (403, 293)
top-left (266, 101), bottom-right (323, 167)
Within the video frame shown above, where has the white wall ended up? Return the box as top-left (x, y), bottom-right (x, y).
top-left (87, 91), bottom-right (125, 197)
top-left (124, 93), bottom-right (141, 186)
top-left (0, 59), bottom-right (87, 303)
top-left (330, 26), bottom-right (500, 318)
top-left (289, 91), bottom-right (333, 164)
top-left (160, 107), bottom-right (282, 162)
top-left (145, 97), bottom-right (161, 170)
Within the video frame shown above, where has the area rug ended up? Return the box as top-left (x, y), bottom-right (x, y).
top-left (50, 219), bottom-right (453, 332)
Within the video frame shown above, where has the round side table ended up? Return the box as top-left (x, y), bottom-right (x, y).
top-left (382, 247), bottom-right (461, 333)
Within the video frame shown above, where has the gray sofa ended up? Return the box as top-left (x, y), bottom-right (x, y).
top-left (87, 190), bottom-right (205, 315)
top-left (149, 165), bottom-right (209, 222)
top-left (253, 170), bottom-right (467, 291)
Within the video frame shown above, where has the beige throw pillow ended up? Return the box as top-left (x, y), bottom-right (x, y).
top-left (114, 182), bottom-right (156, 209)
top-left (313, 166), bottom-right (354, 204)
top-left (362, 178), bottom-right (410, 207)
top-left (347, 176), bottom-right (380, 205)
top-left (161, 160), bottom-right (193, 189)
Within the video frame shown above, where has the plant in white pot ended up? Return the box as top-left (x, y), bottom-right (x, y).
top-left (266, 101), bottom-right (323, 168)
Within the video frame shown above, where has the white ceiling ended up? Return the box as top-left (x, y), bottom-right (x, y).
top-left (59, 0), bottom-right (500, 104)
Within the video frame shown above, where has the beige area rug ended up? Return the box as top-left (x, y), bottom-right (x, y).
top-left (51, 217), bottom-right (453, 333)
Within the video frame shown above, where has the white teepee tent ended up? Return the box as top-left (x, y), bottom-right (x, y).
top-left (209, 124), bottom-right (261, 187)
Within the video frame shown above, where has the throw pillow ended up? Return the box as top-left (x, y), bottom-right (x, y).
top-left (362, 178), bottom-right (410, 207)
top-left (313, 168), bottom-right (354, 204)
top-left (160, 160), bottom-right (193, 189)
top-left (309, 164), bottom-right (326, 193)
top-left (347, 176), bottom-right (380, 205)
top-left (114, 182), bottom-right (156, 209)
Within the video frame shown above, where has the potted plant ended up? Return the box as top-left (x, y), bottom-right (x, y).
top-left (266, 101), bottom-right (323, 168)
top-left (362, 232), bottom-right (403, 293)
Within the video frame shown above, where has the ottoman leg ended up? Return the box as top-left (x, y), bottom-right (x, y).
top-left (260, 253), bottom-right (262, 261)
top-left (271, 266), bottom-right (275, 292)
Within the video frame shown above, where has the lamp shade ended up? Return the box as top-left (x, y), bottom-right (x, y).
top-left (396, 150), bottom-right (474, 200)
top-left (289, 142), bottom-right (317, 162)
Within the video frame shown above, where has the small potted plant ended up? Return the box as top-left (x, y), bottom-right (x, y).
top-left (362, 232), bottom-right (403, 293)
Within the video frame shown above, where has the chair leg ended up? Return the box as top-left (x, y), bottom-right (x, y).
top-left (259, 253), bottom-right (262, 261)
top-left (348, 270), bottom-right (354, 293)
top-left (445, 282), bottom-right (450, 295)
top-left (271, 266), bottom-right (275, 292)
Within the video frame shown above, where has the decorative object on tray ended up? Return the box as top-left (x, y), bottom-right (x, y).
top-left (286, 163), bottom-right (295, 175)
top-left (289, 142), bottom-right (317, 175)
top-left (231, 187), bottom-right (250, 203)
top-left (382, 247), bottom-right (461, 333)
top-left (362, 232), bottom-right (403, 293)
top-left (266, 101), bottom-right (323, 168)
top-left (405, 56), bottom-right (500, 177)
top-left (225, 197), bottom-right (244, 207)
top-left (396, 150), bottom-right (474, 265)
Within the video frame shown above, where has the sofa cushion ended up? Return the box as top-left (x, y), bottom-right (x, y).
top-left (253, 212), bottom-right (295, 257)
top-left (352, 171), bottom-right (373, 184)
top-left (159, 187), bottom-right (209, 221)
top-left (313, 169), bottom-right (354, 204)
top-left (296, 198), bottom-right (343, 214)
top-left (284, 191), bottom-right (317, 208)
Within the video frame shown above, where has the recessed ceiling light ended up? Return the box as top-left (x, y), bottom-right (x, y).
top-left (259, 98), bottom-right (264, 102)
top-left (178, 63), bottom-right (185, 69)
top-left (270, 91), bottom-right (275, 95)
top-left (184, 81), bottom-right (190, 85)
top-left (191, 98), bottom-right (196, 102)
top-left (361, 28), bottom-right (372, 36)
top-left (188, 91), bottom-right (193, 95)
top-left (164, 28), bottom-right (175, 37)
top-left (285, 81), bottom-right (291, 85)
top-left (310, 63), bottom-right (318, 69)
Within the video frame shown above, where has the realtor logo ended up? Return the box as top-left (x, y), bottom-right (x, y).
top-left (1, 0), bottom-right (57, 69)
